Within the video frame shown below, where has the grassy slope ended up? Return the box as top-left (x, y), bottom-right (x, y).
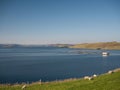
top-left (69, 42), bottom-right (120, 50)
top-left (0, 71), bottom-right (120, 90)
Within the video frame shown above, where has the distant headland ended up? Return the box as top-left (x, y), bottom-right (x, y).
top-left (0, 41), bottom-right (120, 50)
top-left (53, 41), bottom-right (120, 50)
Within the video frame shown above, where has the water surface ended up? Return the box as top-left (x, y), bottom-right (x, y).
top-left (0, 47), bottom-right (120, 84)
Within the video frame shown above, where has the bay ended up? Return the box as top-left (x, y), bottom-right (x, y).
top-left (0, 47), bottom-right (120, 84)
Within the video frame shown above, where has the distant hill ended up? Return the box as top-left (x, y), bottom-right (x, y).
top-left (1, 42), bottom-right (120, 50)
top-left (0, 44), bottom-right (21, 48)
top-left (0, 44), bottom-right (47, 48)
top-left (69, 42), bottom-right (120, 50)
top-left (50, 44), bottom-right (73, 48)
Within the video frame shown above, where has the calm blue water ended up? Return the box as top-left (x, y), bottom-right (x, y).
top-left (0, 47), bottom-right (120, 84)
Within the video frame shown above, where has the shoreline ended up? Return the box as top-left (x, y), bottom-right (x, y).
top-left (1, 68), bottom-right (120, 86)
top-left (68, 47), bottom-right (120, 50)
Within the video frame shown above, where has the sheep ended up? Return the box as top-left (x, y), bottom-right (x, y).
top-left (21, 85), bottom-right (26, 89)
top-left (93, 74), bottom-right (97, 78)
top-left (108, 70), bottom-right (113, 74)
top-left (84, 76), bottom-right (89, 79)
top-left (84, 76), bottom-right (93, 80)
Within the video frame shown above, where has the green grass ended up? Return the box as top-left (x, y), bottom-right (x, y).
top-left (0, 71), bottom-right (120, 90)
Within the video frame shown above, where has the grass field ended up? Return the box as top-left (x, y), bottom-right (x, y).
top-left (0, 69), bottom-right (120, 90)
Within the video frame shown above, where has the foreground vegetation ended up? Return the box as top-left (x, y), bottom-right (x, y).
top-left (0, 69), bottom-right (120, 90)
top-left (69, 41), bottom-right (120, 50)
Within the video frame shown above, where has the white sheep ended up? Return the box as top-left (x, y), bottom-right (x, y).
top-left (84, 76), bottom-right (93, 80)
top-left (93, 74), bottom-right (97, 77)
top-left (108, 70), bottom-right (113, 74)
top-left (22, 85), bottom-right (26, 89)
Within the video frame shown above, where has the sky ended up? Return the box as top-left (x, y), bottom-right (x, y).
top-left (0, 0), bottom-right (120, 44)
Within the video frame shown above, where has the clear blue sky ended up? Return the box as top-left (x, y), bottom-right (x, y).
top-left (0, 0), bottom-right (120, 44)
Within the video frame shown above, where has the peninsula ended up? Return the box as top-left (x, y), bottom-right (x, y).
top-left (69, 42), bottom-right (120, 50)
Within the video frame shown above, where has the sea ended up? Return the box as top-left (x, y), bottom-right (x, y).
top-left (0, 46), bottom-right (120, 84)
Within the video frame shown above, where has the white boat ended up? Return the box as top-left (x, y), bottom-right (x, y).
top-left (102, 52), bottom-right (109, 56)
